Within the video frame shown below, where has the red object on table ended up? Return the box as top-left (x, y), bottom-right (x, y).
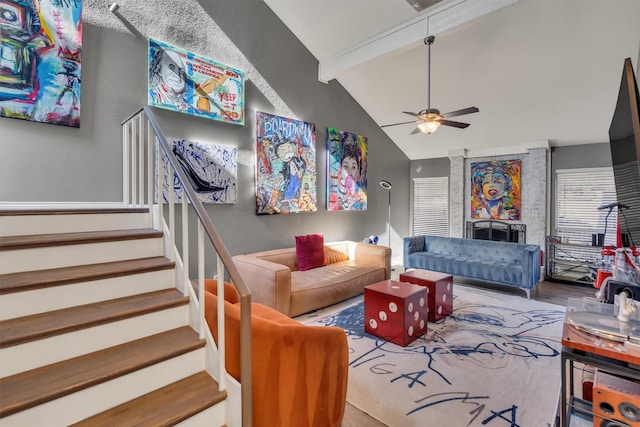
top-left (399, 270), bottom-right (453, 321)
top-left (364, 280), bottom-right (428, 347)
top-left (594, 269), bottom-right (612, 289)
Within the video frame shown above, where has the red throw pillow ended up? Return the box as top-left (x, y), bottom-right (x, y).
top-left (295, 234), bottom-right (326, 271)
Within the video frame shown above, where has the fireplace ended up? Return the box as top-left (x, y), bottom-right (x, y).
top-left (466, 220), bottom-right (526, 243)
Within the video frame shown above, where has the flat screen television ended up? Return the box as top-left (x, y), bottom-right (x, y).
top-left (609, 58), bottom-right (640, 247)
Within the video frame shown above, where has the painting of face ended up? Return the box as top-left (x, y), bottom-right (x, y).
top-left (471, 160), bottom-right (521, 220)
top-left (341, 156), bottom-right (360, 182)
top-left (276, 141), bottom-right (296, 163)
top-left (327, 127), bottom-right (368, 211)
top-left (482, 173), bottom-right (507, 201)
top-left (159, 50), bottom-right (186, 95)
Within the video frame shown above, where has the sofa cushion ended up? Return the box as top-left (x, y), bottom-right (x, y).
top-left (289, 260), bottom-right (387, 317)
top-left (325, 246), bottom-right (349, 265)
top-left (295, 233), bottom-right (327, 271)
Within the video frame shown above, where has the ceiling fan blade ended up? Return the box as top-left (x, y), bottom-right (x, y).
top-left (402, 111), bottom-right (421, 118)
top-left (410, 127), bottom-right (422, 135)
top-left (441, 107), bottom-right (479, 118)
top-left (381, 120), bottom-right (419, 128)
top-left (440, 119), bottom-right (470, 129)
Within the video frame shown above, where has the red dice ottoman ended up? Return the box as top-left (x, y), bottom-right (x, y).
top-left (364, 280), bottom-right (428, 347)
top-left (399, 269), bottom-right (453, 321)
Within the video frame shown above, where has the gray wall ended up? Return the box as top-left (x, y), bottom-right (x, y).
top-left (0, 0), bottom-right (410, 265)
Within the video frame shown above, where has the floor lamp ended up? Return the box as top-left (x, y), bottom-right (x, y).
top-left (379, 180), bottom-right (392, 248)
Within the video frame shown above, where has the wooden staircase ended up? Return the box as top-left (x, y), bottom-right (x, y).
top-left (0, 208), bottom-right (228, 426)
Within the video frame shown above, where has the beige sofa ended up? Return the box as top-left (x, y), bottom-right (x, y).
top-left (232, 241), bottom-right (391, 317)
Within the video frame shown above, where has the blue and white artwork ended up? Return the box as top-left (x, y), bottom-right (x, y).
top-left (159, 139), bottom-right (237, 204)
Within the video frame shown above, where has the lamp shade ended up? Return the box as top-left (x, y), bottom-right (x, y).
top-left (418, 120), bottom-right (441, 134)
top-left (379, 180), bottom-right (392, 190)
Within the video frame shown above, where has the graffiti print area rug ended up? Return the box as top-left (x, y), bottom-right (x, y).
top-left (299, 286), bottom-right (566, 427)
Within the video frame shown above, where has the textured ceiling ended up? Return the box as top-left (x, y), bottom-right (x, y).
top-left (263, 0), bottom-right (640, 160)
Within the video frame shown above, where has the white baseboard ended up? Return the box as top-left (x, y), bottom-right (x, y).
top-left (0, 201), bottom-right (128, 210)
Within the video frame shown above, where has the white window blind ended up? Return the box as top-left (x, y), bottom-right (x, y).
top-left (555, 168), bottom-right (618, 246)
top-left (413, 177), bottom-right (449, 236)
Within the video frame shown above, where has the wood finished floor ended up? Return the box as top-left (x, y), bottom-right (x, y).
top-left (340, 273), bottom-right (595, 427)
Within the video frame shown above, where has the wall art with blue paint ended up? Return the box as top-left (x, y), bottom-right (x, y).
top-left (0, 0), bottom-right (83, 127)
top-left (159, 139), bottom-right (237, 204)
top-left (148, 39), bottom-right (245, 125)
top-left (327, 127), bottom-right (368, 211)
top-left (255, 111), bottom-right (317, 215)
top-left (471, 159), bottom-right (521, 220)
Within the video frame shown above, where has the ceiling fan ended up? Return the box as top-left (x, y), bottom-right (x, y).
top-left (381, 35), bottom-right (479, 135)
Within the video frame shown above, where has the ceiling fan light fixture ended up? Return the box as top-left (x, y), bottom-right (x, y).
top-left (418, 120), bottom-right (441, 134)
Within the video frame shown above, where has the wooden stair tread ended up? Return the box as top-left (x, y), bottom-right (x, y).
top-left (0, 208), bottom-right (148, 216)
top-left (0, 256), bottom-right (175, 295)
top-left (0, 289), bottom-right (189, 349)
top-left (0, 228), bottom-right (163, 251)
top-left (0, 326), bottom-right (205, 418)
top-left (70, 371), bottom-right (226, 426)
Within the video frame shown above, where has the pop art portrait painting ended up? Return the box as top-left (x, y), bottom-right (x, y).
top-left (470, 160), bottom-right (521, 220)
top-left (327, 127), bottom-right (368, 211)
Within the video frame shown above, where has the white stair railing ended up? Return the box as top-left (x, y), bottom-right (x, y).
top-left (121, 107), bottom-right (252, 427)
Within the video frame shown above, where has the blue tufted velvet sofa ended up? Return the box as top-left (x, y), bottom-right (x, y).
top-left (403, 235), bottom-right (541, 298)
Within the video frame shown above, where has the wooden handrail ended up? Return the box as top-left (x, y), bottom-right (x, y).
top-left (123, 107), bottom-right (252, 427)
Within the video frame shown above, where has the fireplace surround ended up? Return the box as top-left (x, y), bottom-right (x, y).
top-left (466, 220), bottom-right (526, 243)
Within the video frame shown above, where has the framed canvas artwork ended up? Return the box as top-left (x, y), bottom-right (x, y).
top-left (0, 0), bottom-right (82, 127)
top-left (159, 139), bottom-right (238, 204)
top-left (470, 160), bottom-right (521, 220)
top-left (148, 39), bottom-right (245, 125)
top-left (255, 112), bottom-right (317, 215)
top-left (327, 127), bottom-right (368, 211)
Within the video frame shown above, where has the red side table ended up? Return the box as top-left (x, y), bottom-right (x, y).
top-left (399, 269), bottom-right (453, 321)
top-left (364, 280), bottom-right (428, 347)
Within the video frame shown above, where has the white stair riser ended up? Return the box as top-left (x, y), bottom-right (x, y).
top-left (0, 238), bottom-right (165, 275)
top-left (176, 401), bottom-right (226, 427)
top-left (0, 305), bottom-right (189, 378)
top-left (0, 349), bottom-right (206, 427)
top-left (0, 269), bottom-right (175, 321)
top-left (0, 213), bottom-right (150, 237)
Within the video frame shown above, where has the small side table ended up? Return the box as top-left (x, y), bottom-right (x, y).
top-left (399, 269), bottom-right (453, 321)
top-left (364, 280), bottom-right (428, 346)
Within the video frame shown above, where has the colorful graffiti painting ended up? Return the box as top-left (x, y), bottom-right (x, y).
top-left (255, 112), bottom-right (317, 215)
top-left (158, 139), bottom-right (237, 204)
top-left (148, 39), bottom-right (245, 125)
top-left (0, 0), bottom-right (82, 127)
top-left (470, 159), bottom-right (521, 220)
top-left (327, 127), bottom-right (368, 211)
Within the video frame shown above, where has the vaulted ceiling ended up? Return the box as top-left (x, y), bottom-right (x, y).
top-left (263, 0), bottom-right (640, 160)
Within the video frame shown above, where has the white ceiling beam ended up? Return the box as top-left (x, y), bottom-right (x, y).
top-left (318, 0), bottom-right (519, 83)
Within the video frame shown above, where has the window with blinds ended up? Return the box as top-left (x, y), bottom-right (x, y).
top-left (555, 168), bottom-right (618, 246)
top-left (412, 177), bottom-right (449, 236)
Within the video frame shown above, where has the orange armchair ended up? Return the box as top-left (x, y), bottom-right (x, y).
top-left (203, 279), bottom-right (349, 427)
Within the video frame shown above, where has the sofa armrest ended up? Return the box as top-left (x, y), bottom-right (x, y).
top-left (403, 236), bottom-right (425, 266)
top-left (232, 254), bottom-right (292, 315)
top-left (353, 242), bottom-right (392, 279)
top-left (521, 246), bottom-right (541, 287)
